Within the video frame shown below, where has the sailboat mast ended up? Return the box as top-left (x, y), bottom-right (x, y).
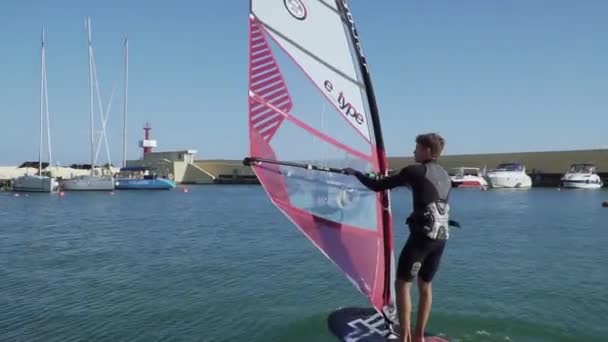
top-left (336, 0), bottom-right (395, 315)
top-left (39, 28), bottom-right (45, 176)
top-left (86, 17), bottom-right (95, 176)
top-left (122, 34), bottom-right (129, 168)
top-left (44, 34), bottom-right (52, 172)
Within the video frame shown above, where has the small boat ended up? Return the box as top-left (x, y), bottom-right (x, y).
top-left (450, 167), bottom-right (488, 189)
top-left (111, 34), bottom-right (173, 192)
top-left (60, 175), bottom-right (115, 191)
top-left (13, 172), bottom-right (59, 193)
top-left (114, 167), bottom-right (175, 190)
top-left (485, 162), bottom-right (532, 189)
top-left (61, 18), bottom-right (116, 192)
top-left (13, 30), bottom-right (58, 193)
top-left (60, 169), bottom-right (115, 191)
top-left (560, 163), bottom-right (603, 189)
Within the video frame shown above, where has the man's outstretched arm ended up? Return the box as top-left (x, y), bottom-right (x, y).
top-left (343, 168), bottom-right (409, 192)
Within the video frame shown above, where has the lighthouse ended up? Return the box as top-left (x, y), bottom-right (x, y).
top-left (139, 122), bottom-right (157, 158)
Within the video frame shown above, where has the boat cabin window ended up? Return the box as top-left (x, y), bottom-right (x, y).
top-left (451, 168), bottom-right (482, 177)
top-left (495, 163), bottom-right (523, 171)
top-left (569, 164), bottom-right (595, 173)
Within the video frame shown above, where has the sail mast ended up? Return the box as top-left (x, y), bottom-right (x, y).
top-left (39, 28), bottom-right (45, 176)
top-left (335, 0), bottom-right (395, 313)
top-left (86, 17), bottom-right (95, 176)
top-left (122, 34), bottom-right (129, 168)
top-left (44, 32), bottom-right (52, 172)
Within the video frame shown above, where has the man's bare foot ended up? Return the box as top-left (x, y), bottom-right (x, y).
top-left (412, 333), bottom-right (425, 342)
top-left (398, 329), bottom-right (412, 342)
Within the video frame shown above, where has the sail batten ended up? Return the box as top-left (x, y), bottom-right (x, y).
top-left (255, 19), bottom-right (366, 91)
top-left (249, 91), bottom-right (373, 162)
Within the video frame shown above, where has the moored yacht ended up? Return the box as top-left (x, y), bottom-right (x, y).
top-left (560, 163), bottom-right (603, 189)
top-left (450, 167), bottom-right (488, 189)
top-left (485, 162), bottom-right (532, 189)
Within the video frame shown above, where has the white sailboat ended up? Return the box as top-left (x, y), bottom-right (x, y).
top-left (13, 28), bottom-right (59, 193)
top-left (61, 17), bottom-right (115, 191)
top-left (113, 36), bottom-right (176, 191)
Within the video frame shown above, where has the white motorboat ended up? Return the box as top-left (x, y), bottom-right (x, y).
top-left (450, 167), bottom-right (488, 189)
top-left (560, 163), bottom-right (603, 189)
top-left (485, 162), bottom-right (532, 189)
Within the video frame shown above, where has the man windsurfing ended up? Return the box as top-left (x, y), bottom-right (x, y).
top-left (343, 132), bottom-right (457, 342)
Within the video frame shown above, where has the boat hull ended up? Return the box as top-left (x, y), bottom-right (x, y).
top-left (560, 173), bottom-right (603, 189)
top-left (485, 172), bottom-right (532, 189)
top-left (60, 176), bottom-right (115, 191)
top-left (12, 175), bottom-right (58, 192)
top-left (561, 180), bottom-right (603, 189)
top-left (114, 178), bottom-right (176, 190)
top-left (451, 176), bottom-right (488, 189)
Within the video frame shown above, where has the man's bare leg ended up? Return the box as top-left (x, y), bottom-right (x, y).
top-left (395, 278), bottom-right (413, 342)
top-left (412, 279), bottom-right (432, 342)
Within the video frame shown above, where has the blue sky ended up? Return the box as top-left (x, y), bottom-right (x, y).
top-left (1, 0), bottom-right (607, 165)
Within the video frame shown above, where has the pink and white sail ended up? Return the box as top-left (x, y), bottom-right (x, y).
top-left (247, 0), bottom-right (394, 316)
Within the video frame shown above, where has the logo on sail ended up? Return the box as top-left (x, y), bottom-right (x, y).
top-left (284, 0), bottom-right (307, 20)
top-left (340, 0), bottom-right (368, 71)
top-left (324, 80), bottom-right (365, 125)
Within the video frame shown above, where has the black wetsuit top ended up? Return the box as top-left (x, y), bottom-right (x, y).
top-left (353, 160), bottom-right (452, 225)
top-left (352, 160), bottom-right (453, 282)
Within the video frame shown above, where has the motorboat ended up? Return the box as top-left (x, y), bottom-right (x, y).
top-left (485, 162), bottom-right (532, 189)
top-left (450, 167), bottom-right (488, 189)
top-left (560, 163), bottom-right (603, 189)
